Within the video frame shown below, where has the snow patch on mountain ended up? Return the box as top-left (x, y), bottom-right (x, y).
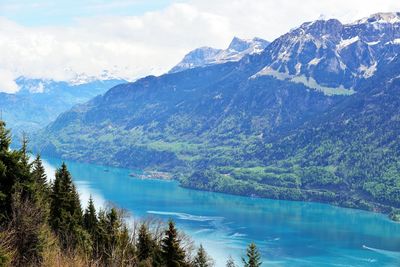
top-left (337, 36), bottom-right (359, 50)
top-left (308, 58), bottom-right (322, 66)
top-left (366, 41), bottom-right (380, 46)
top-left (359, 63), bottom-right (378, 78)
top-left (251, 67), bottom-right (355, 96)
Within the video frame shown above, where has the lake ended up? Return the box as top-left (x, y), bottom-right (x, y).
top-left (41, 156), bottom-right (400, 267)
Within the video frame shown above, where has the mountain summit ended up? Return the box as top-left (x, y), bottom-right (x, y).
top-left (252, 14), bottom-right (400, 93)
top-left (352, 12), bottom-right (400, 24)
top-left (169, 37), bottom-right (269, 73)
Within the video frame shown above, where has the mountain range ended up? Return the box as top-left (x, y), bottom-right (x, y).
top-left (1, 77), bottom-right (124, 142)
top-left (32, 12), bottom-right (400, 219)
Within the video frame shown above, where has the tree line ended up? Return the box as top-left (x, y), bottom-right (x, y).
top-left (0, 121), bottom-right (262, 267)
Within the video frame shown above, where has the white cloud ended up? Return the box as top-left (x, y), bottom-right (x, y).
top-left (191, 0), bottom-right (400, 40)
top-left (0, 69), bottom-right (19, 93)
top-left (0, 0), bottom-right (399, 93)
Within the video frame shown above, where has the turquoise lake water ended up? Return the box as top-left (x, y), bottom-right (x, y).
top-left (41, 157), bottom-right (400, 267)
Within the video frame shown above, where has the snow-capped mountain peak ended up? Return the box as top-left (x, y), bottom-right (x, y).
top-left (252, 14), bottom-right (400, 94)
top-left (227, 36), bottom-right (264, 52)
top-left (68, 70), bottom-right (123, 86)
top-left (352, 12), bottom-right (400, 25)
top-left (169, 37), bottom-right (269, 73)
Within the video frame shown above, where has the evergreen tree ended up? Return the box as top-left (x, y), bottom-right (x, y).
top-left (0, 121), bottom-right (16, 219)
top-left (96, 207), bottom-right (134, 265)
top-left (193, 244), bottom-right (213, 267)
top-left (83, 196), bottom-right (98, 236)
top-left (83, 197), bottom-right (98, 259)
top-left (49, 162), bottom-right (84, 250)
top-left (96, 208), bottom-right (120, 263)
top-left (15, 135), bottom-right (37, 203)
top-left (161, 220), bottom-right (186, 267)
top-left (117, 225), bottom-right (135, 266)
top-left (0, 125), bottom-right (49, 266)
top-left (137, 223), bottom-right (153, 261)
top-left (19, 134), bottom-right (30, 172)
top-left (106, 208), bottom-right (120, 249)
top-left (226, 256), bottom-right (236, 267)
top-left (242, 243), bottom-right (262, 267)
top-left (31, 154), bottom-right (49, 197)
top-left (0, 121), bottom-right (10, 152)
top-left (0, 122), bottom-right (37, 221)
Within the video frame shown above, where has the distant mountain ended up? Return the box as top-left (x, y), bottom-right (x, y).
top-left (1, 77), bottom-right (125, 141)
top-left (33, 13), bottom-right (400, 219)
top-left (169, 37), bottom-right (269, 73)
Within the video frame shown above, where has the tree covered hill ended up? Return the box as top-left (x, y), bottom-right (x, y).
top-left (184, 55), bottom-right (400, 218)
top-left (32, 13), bottom-right (400, 219)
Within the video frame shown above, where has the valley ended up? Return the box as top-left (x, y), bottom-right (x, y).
top-left (32, 13), bottom-right (400, 221)
top-left (1, 6), bottom-right (400, 266)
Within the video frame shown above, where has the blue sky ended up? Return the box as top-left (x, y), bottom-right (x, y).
top-left (0, 0), bottom-right (181, 26)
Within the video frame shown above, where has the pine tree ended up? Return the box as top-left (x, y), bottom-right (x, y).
top-left (15, 134), bottom-right (38, 203)
top-left (83, 196), bottom-right (98, 236)
top-left (0, 121), bottom-right (24, 220)
top-left (1, 127), bottom-right (49, 266)
top-left (19, 133), bottom-right (30, 172)
top-left (137, 223), bottom-right (153, 261)
top-left (0, 121), bottom-right (11, 152)
top-left (49, 162), bottom-right (84, 249)
top-left (96, 207), bottom-right (132, 265)
top-left (97, 208), bottom-right (119, 262)
top-left (83, 197), bottom-right (98, 259)
top-left (161, 220), bottom-right (186, 267)
top-left (117, 225), bottom-right (135, 266)
top-left (31, 155), bottom-right (49, 196)
top-left (193, 244), bottom-right (213, 267)
top-left (71, 183), bottom-right (83, 223)
top-left (226, 256), bottom-right (236, 267)
top-left (242, 243), bottom-right (262, 267)
top-left (106, 208), bottom-right (120, 246)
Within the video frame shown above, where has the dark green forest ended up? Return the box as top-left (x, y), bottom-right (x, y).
top-left (0, 121), bottom-right (262, 267)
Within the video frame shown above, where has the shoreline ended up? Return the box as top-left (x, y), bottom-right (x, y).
top-left (40, 154), bottom-right (400, 223)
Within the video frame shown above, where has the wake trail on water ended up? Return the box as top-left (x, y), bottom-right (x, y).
top-left (362, 245), bottom-right (400, 259)
top-left (146, 211), bottom-right (224, 222)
